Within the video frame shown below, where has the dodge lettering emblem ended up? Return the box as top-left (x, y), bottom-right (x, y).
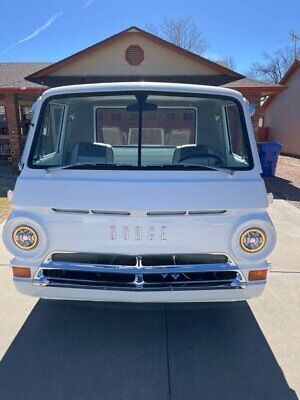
top-left (109, 226), bottom-right (167, 241)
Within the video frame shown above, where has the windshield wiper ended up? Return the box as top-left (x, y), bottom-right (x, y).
top-left (144, 163), bottom-right (234, 175)
top-left (176, 162), bottom-right (235, 175)
top-left (46, 161), bottom-right (234, 175)
top-left (45, 162), bottom-right (136, 173)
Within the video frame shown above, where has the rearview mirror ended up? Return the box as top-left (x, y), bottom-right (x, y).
top-left (127, 102), bottom-right (158, 112)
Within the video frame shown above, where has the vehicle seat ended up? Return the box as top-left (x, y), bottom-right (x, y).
top-left (102, 127), bottom-right (125, 146)
top-left (70, 142), bottom-right (113, 164)
top-left (172, 144), bottom-right (220, 166)
top-left (167, 129), bottom-right (192, 146)
top-left (128, 128), bottom-right (165, 145)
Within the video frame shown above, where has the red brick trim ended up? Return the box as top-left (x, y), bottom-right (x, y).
top-left (228, 86), bottom-right (286, 95)
top-left (0, 87), bottom-right (47, 94)
top-left (3, 93), bottom-right (22, 162)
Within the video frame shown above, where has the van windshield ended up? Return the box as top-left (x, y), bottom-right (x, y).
top-left (29, 92), bottom-right (253, 170)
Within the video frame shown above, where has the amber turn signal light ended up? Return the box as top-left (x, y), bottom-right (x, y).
top-left (12, 267), bottom-right (31, 278)
top-left (248, 269), bottom-right (268, 281)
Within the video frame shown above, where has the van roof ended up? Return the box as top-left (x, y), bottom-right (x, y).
top-left (40, 81), bottom-right (244, 101)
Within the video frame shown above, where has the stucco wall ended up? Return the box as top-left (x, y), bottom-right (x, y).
top-left (50, 32), bottom-right (219, 77)
top-left (264, 67), bottom-right (300, 156)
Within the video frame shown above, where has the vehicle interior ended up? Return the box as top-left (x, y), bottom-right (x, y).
top-left (31, 93), bottom-right (251, 169)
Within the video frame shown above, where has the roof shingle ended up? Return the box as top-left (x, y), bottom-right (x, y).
top-left (0, 62), bottom-right (51, 89)
top-left (222, 77), bottom-right (281, 88)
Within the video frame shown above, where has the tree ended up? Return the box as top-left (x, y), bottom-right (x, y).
top-left (146, 17), bottom-right (209, 55)
top-left (249, 45), bottom-right (299, 84)
top-left (223, 57), bottom-right (236, 70)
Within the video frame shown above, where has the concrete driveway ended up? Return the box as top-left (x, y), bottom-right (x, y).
top-left (0, 200), bottom-right (299, 400)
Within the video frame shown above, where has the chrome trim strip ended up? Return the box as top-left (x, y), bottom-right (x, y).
top-left (146, 210), bottom-right (226, 216)
top-left (91, 210), bottom-right (131, 216)
top-left (51, 209), bottom-right (227, 217)
top-left (147, 211), bottom-right (187, 216)
top-left (43, 251), bottom-right (235, 265)
top-left (52, 208), bottom-right (89, 214)
top-left (33, 281), bottom-right (245, 292)
top-left (188, 210), bottom-right (226, 215)
top-left (36, 262), bottom-right (238, 274)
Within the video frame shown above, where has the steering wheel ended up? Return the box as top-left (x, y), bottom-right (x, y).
top-left (178, 153), bottom-right (223, 166)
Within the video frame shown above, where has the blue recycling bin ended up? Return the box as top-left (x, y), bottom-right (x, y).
top-left (257, 142), bottom-right (282, 177)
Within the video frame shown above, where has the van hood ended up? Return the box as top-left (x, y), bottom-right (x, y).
top-left (6, 171), bottom-right (276, 263)
top-left (13, 171), bottom-right (268, 211)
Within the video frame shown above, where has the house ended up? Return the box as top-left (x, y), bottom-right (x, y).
top-left (0, 63), bottom-right (49, 162)
top-left (264, 58), bottom-right (300, 157)
top-left (0, 26), bottom-right (284, 165)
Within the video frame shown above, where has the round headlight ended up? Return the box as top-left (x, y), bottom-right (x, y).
top-left (240, 228), bottom-right (266, 253)
top-left (12, 225), bottom-right (39, 250)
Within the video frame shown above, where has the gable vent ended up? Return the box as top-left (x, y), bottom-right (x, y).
top-left (125, 45), bottom-right (144, 66)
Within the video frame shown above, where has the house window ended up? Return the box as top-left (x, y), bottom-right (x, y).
top-left (125, 45), bottom-right (144, 66)
top-left (183, 112), bottom-right (194, 121)
top-left (111, 113), bottom-right (121, 121)
top-left (147, 113), bottom-right (157, 120)
top-left (20, 105), bottom-right (33, 136)
top-left (129, 113), bottom-right (138, 121)
top-left (0, 106), bottom-right (7, 135)
top-left (165, 112), bottom-right (175, 121)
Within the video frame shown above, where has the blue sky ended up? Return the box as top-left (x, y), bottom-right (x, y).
top-left (0, 0), bottom-right (299, 73)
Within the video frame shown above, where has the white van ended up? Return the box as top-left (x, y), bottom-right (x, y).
top-left (2, 82), bottom-right (276, 302)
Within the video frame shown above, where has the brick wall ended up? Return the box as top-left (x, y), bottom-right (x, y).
top-left (3, 93), bottom-right (22, 164)
top-left (245, 94), bottom-right (261, 136)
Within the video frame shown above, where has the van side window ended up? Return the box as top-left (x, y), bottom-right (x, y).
top-left (225, 104), bottom-right (244, 157)
top-left (36, 102), bottom-right (65, 159)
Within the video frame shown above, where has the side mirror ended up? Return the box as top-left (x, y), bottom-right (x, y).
top-left (18, 161), bottom-right (24, 172)
top-left (249, 103), bottom-right (256, 117)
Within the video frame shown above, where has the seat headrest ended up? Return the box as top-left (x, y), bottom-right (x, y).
top-left (172, 144), bottom-right (211, 163)
top-left (70, 142), bottom-right (113, 164)
top-left (128, 128), bottom-right (164, 145)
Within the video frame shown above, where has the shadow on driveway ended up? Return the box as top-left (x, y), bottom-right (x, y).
top-left (264, 176), bottom-right (300, 204)
top-left (0, 300), bottom-right (297, 400)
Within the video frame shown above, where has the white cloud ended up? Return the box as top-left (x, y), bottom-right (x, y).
top-left (1, 11), bottom-right (64, 54)
top-left (84, 0), bottom-right (95, 8)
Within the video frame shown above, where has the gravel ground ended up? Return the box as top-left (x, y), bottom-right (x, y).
top-left (0, 165), bottom-right (16, 223)
top-left (264, 155), bottom-right (300, 210)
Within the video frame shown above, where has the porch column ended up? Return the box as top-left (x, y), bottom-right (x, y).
top-left (244, 93), bottom-right (262, 137)
top-left (4, 93), bottom-right (22, 164)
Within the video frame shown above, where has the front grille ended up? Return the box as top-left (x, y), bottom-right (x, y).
top-left (143, 271), bottom-right (237, 284)
top-left (51, 252), bottom-right (229, 266)
top-left (33, 252), bottom-right (246, 291)
top-left (52, 253), bottom-right (138, 266)
top-left (39, 268), bottom-right (241, 291)
top-left (44, 269), bottom-right (134, 285)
